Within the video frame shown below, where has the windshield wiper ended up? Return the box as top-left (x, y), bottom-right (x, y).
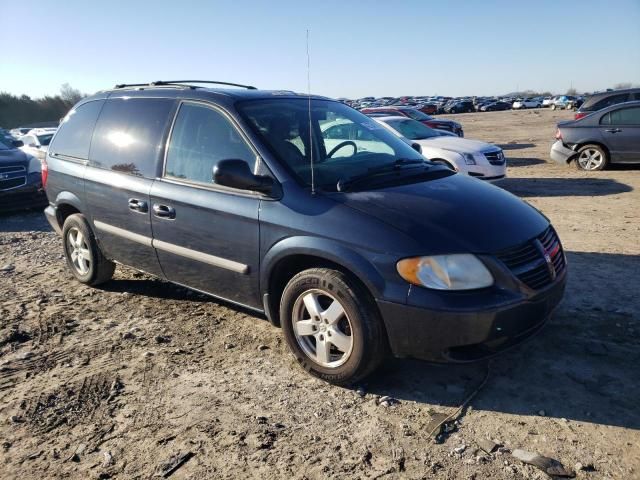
top-left (337, 158), bottom-right (428, 192)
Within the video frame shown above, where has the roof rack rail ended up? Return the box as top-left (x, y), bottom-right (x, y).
top-left (113, 80), bottom-right (257, 90)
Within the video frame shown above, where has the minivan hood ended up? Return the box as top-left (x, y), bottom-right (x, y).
top-left (418, 136), bottom-right (497, 153)
top-left (334, 174), bottom-right (548, 254)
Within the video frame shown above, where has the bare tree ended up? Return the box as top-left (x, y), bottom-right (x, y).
top-left (613, 82), bottom-right (632, 90)
top-left (60, 83), bottom-right (84, 105)
top-left (566, 87), bottom-right (578, 95)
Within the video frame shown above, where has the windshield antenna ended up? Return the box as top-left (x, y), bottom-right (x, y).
top-left (307, 29), bottom-right (315, 195)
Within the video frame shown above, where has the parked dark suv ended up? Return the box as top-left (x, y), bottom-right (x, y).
top-left (44, 81), bottom-right (566, 384)
top-left (575, 88), bottom-right (640, 120)
top-left (0, 137), bottom-right (47, 212)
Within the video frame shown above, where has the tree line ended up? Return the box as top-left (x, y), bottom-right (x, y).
top-left (0, 84), bottom-right (84, 129)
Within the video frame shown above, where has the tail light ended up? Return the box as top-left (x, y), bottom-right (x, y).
top-left (574, 112), bottom-right (587, 120)
top-left (41, 155), bottom-right (49, 188)
top-left (555, 128), bottom-right (563, 140)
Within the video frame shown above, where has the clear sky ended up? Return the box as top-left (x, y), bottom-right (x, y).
top-left (2, 0), bottom-right (639, 99)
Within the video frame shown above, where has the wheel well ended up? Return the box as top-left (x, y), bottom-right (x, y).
top-left (572, 142), bottom-right (610, 163)
top-left (56, 203), bottom-right (81, 229)
top-left (266, 254), bottom-right (372, 327)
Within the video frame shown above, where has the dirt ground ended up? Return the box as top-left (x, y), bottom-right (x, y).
top-left (1, 108), bottom-right (638, 479)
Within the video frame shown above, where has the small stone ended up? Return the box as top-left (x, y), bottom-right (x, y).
top-left (142, 351), bottom-right (154, 358)
top-left (356, 386), bottom-right (366, 397)
top-left (453, 444), bottom-right (467, 454)
top-left (122, 331), bottom-right (136, 340)
top-left (0, 264), bottom-right (15, 272)
top-left (257, 344), bottom-right (269, 351)
top-left (154, 335), bottom-right (171, 344)
top-left (10, 415), bottom-right (22, 423)
top-left (224, 343), bottom-right (236, 350)
top-left (103, 451), bottom-right (113, 467)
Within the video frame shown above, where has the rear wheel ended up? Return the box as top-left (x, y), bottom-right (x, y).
top-left (551, 104), bottom-right (557, 111)
top-left (280, 268), bottom-right (386, 385)
top-left (62, 214), bottom-right (115, 285)
top-left (575, 144), bottom-right (608, 171)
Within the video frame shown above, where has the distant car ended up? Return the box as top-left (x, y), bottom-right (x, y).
top-left (360, 107), bottom-right (464, 136)
top-left (575, 88), bottom-right (640, 120)
top-left (542, 97), bottom-right (554, 107)
top-left (19, 128), bottom-right (56, 161)
top-left (0, 137), bottom-right (47, 212)
top-left (373, 116), bottom-right (506, 181)
top-left (417, 103), bottom-right (438, 115)
top-left (9, 127), bottom-right (32, 138)
top-left (443, 100), bottom-right (475, 114)
top-left (551, 96), bottom-right (582, 110)
top-left (513, 98), bottom-right (542, 109)
top-left (550, 101), bottom-right (640, 170)
top-left (481, 101), bottom-right (511, 112)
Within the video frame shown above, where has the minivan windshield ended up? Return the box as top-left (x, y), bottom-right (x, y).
top-left (238, 98), bottom-right (434, 191)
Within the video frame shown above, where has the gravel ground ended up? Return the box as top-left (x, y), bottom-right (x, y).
top-left (1, 108), bottom-right (638, 479)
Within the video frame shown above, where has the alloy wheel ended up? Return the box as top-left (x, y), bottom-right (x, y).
top-left (291, 289), bottom-right (353, 368)
top-left (67, 227), bottom-right (92, 275)
top-left (577, 148), bottom-right (604, 170)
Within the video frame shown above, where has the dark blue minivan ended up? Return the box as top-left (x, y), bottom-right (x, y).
top-left (43, 81), bottom-right (566, 384)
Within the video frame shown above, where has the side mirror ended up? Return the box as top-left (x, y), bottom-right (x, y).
top-left (12, 140), bottom-right (24, 148)
top-left (411, 143), bottom-right (422, 153)
top-left (213, 159), bottom-right (273, 194)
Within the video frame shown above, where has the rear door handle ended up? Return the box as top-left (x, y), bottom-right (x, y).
top-left (605, 128), bottom-right (622, 133)
top-left (128, 198), bottom-right (148, 213)
top-left (153, 204), bottom-right (176, 219)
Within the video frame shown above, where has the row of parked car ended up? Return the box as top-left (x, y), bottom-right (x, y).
top-left (344, 94), bottom-right (588, 115)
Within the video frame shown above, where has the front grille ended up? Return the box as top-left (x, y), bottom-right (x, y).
top-left (0, 177), bottom-right (27, 190)
top-left (0, 165), bottom-right (27, 191)
top-left (484, 150), bottom-right (505, 165)
top-left (495, 226), bottom-right (565, 290)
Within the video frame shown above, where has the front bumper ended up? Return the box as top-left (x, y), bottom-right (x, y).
top-left (377, 273), bottom-right (566, 363)
top-left (550, 140), bottom-right (575, 165)
top-left (0, 177), bottom-right (47, 212)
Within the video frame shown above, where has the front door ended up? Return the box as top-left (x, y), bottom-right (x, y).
top-left (600, 106), bottom-right (640, 162)
top-left (149, 101), bottom-right (261, 308)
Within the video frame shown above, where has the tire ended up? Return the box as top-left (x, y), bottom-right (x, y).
top-left (575, 144), bottom-right (608, 171)
top-left (280, 268), bottom-right (386, 385)
top-left (551, 104), bottom-right (557, 111)
top-left (62, 213), bottom-right (115, 285)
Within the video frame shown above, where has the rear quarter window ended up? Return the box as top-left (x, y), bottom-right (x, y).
top-left (49, 100), bottom-right (105, 160)
top-left (89, 97), bottom-right (175, 177)
top-left (588, 93), bottom-right (629, 112)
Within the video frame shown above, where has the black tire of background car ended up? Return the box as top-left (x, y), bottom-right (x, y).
top-left (279, 268), bottom-right (387, 386)
top-left (575, 144), bottom-right (609, 171)
top-left (62, 214), bottom-right (115, 285)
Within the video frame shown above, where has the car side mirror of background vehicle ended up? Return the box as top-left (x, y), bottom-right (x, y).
top-left (213, 159), bottom-right (273, 194)
top-left (12, 140), bottom-right (24, 148)
top-left (411, 143), bottom-right (422, 153)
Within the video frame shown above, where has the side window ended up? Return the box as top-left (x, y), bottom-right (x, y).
top-left (600, 113), bottom-right (611, 125)
top-left (609, 107), bottom-right (640, 125)
top-left (49, 100), bottom-right (104, 160)
top-left (165, 103), bottom-right (256, 184)
top-left (323, 124), bottom-right (351, 140)
top-left (90, 98), bottom-right (174, 177)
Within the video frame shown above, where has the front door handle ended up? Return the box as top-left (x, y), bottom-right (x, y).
top-left (153, 204), bottom-right (176, 219)
top-left (128, 198), bottom-right (148, 213)
top-left (605, 128), bottom-right (622, 133)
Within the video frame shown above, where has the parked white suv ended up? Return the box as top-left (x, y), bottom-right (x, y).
top-left (513, 98), bottom-right (541, 109)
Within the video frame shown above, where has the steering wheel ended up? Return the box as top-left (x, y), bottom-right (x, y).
top-left (327, 141), bottom-right (357, 158)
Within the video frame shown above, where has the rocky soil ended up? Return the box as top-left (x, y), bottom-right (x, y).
top-left (1, 108), bottom-right (638, 479)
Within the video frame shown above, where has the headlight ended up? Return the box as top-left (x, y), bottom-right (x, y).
top-left (462, 153), bottom-right (476, 165)
top-left (27, 156), bottom-right (41, 174)
top-left (397, 254), bottom-right (493, 290)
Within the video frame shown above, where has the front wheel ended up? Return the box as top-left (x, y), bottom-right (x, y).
top-left (62, 214), bottom-right (115, 285)
top-left (280, 268), bottom-right (386, 385)
top-left (551, 104), bottom-right (557, 110)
